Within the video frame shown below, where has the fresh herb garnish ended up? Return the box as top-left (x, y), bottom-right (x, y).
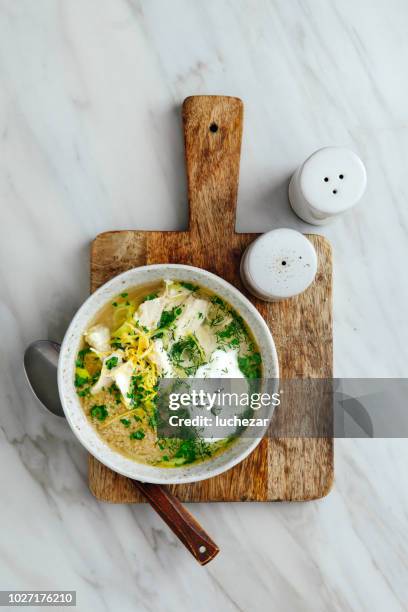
top-left (210, 296), bottom-right (225, 307)
top-left (75, 372), bottom-right (89, 387)
top-left (215, 310), bottom-right (248, 349)
top-left (155, 306), bottom-right (182, 331)
top-left (209, 314), bottom-right (225, 327)
top-left (90, 405), bottom-right (108, 421)
top-left (238, 353), bottom-right (262, 379)
top-left (148, 410), bottom-right (157, 430)
top-left (75, 348), bottom-right (91, 368)
top-left (216, 322), bottom-right (236, 339)
top-left (174, 439), bottom-right (211, 465)
top-left (130, 430), bottom-right (145, 440)
top-left (180, 282), bottom-right (198, 292)
top-left (170, 335), bottom-right (206, 375)
top-left (111, 340), bottom-right (124, 349)
top-left (107, 382), bottom-right (122, 405)
top-left (105, 356), bottom-right (119, 370)
top-left (144, 292), bottom-right (158, 301)
top-left (216, 317), bottom-right (244, 340)
top-left (120, 418), bottom-right (131, 427)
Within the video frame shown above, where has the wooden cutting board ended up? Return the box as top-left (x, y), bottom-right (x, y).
top-left (88, 96), bottom-right (333, 503)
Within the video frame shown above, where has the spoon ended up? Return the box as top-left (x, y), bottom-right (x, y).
top-left (23, 340), bottom-right (219, 565)
top-left (24, 340), bottom-right (64, 417)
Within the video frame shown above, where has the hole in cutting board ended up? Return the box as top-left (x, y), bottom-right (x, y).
top-left (209, 123), bottom-right (218, 133)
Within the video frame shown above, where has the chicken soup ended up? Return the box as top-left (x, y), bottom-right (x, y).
top-left (75, 280), bottom-right (262, 467)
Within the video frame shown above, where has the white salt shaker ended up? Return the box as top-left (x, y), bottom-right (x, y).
top-left (240, 228), bottom-right (317, 301)
top-left (289, 146), bottom-right (367, 225)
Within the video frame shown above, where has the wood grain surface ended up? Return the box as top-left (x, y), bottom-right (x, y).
top-left (89, 95), bottom-right (333, 503)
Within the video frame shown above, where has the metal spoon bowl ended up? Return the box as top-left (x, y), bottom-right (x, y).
top-left (23, 340), bottom-right (64, 417)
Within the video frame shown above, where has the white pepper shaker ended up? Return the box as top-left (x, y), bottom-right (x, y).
top-left (289, 146), bottom-right (367, 225)
top-left (240, 228), bottom-right (318, 301)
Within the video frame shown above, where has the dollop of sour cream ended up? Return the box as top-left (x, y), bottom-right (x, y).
top-left (195, 349), bottom-right (244, 379)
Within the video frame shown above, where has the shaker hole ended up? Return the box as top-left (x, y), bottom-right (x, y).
top-left (324, 177), bottom-right (329, 182)
top-left (339, 174), bottom-right (344, 179)
top-left (209, 123), bottom-right (218, 133)
top-left (332, 189), bottom-right (337, 194)
top-left (281, 261), bottom-right (287, 266)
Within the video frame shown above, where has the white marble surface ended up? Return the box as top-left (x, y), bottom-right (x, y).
top-left (1, 0), bottom-right (408, 610)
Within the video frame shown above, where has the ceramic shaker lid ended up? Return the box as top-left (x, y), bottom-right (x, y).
top-left (289, 147), bottom-right (367, 225)
top-left (240, 228), bottom-right (318, 301)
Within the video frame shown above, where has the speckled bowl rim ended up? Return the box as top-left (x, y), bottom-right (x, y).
top-left (58, 264), bottom-right (279, 484)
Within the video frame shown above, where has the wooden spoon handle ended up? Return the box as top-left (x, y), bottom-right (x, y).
top-left (134, 481), bottom-right (219, 565)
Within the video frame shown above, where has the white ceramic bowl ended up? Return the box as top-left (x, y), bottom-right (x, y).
top-left (58, 264), bottom-right (279, 484)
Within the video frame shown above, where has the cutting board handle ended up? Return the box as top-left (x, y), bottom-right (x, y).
top-left (183, 95), bottom-right (243, 239)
